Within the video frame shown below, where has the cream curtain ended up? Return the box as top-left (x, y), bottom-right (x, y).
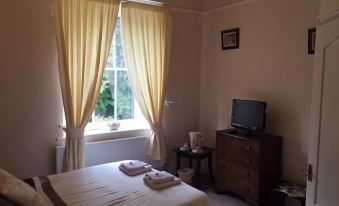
top-left (54, 0), bottom-right (120, 171)
top-left (121, 2), bottom-right (171, 160)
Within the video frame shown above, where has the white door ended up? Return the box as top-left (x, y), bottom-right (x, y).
top-left (306, 10), bottom-right (339, 206)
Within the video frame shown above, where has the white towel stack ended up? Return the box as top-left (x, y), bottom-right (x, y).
top-left (143, 171), bottom-right (181, 190)
top-left (119, 160), bottom-right (152, 176)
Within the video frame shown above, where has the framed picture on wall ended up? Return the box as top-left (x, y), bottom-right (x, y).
top-left (221, 28), bottom-right (240, 50)
top-left (308, 28), bottom-right (316, 54)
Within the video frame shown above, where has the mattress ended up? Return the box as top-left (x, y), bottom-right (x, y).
top-left (30, 161), bottom-right (212, 206)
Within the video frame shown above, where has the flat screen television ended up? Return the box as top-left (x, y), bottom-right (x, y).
top-left (231, 99), bottom-right (267, 133)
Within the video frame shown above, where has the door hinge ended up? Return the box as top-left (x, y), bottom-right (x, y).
top-left (303, 164), bottom-right (313, 182)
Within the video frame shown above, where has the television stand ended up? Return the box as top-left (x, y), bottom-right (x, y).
top-left (226, 128), bottom-right (238, 134)
top-left (215, 129), bottom-right (282, 206)
top-left (226, 128), bottom-right (261, 137)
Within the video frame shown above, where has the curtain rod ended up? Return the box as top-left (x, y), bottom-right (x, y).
top-left (121, 0), bottom-right (165, 7)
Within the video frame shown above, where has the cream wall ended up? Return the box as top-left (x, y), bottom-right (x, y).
top-left (200, 0), bottom-right (319, 184)
top-left (320, 0), bottom-right (339, 15)
top-left (0, 0), bottom-right (63, 178)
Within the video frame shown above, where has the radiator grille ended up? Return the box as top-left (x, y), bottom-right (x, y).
top-left (56, 136), bottom-right (164, 173)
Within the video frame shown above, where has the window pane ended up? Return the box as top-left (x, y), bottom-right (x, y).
top-left (114, 18), bottom-right (125, 68)
top-left (117, 70), bottom-right (134, 120)
top-left (107, 44), bottom-right (114, 68)
top-left (107, 17), bottom-right (125, 68)
top-left (94, 70), bottom-right (115, 121)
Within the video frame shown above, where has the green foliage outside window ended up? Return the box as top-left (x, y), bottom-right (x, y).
top-left (95, 74), bottom-right (114, 119)
top-left (117, 71), bottom-right (134, 120)
top-left (95, 71), bottom-right (134, 120)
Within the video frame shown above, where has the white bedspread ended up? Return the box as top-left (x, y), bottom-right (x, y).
top-left (36, 162), bottom-right (212, 206)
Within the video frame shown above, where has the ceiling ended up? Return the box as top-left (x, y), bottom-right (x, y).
top-left (153, 0), bottom-right (246, 12)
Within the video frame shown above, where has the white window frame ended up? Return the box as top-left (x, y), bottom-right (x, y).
top-left (89, 67), bottom-right (130, 124)
top-left (86, 65), bottom-right (149, 133)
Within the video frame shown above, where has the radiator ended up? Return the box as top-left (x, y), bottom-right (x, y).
top-left (56, 136), bottom-right (164, 173)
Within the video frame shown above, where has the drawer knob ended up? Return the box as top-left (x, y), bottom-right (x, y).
top-left (246, 159), bottom-right (252, 164)
top-left (222, 151), bottom-right (226, 155)
top-left (222, 164), bottom-right (226, 169)
top-left (247, 188), bottom-right (250, 193)
top-left (246, 146), bottom-right (251, 151)
top-left (246, 172), bottom-right (251, 177)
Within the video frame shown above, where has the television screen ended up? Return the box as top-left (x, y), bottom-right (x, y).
top-left (231, 99), bottom-right (266, 132)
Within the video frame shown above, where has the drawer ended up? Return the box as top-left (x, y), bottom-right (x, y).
top-left (218, 172), bottom-right (259, 201)
top-left (217, 149), bottom-right (259, 170)
top-left (217, 160), bottom-right (259, 183)
top-left (216, 134), bottom-right (260, 157)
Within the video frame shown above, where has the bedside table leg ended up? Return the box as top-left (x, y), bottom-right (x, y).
top-left (176, 153), bottom-right (181, 176)
top-left (189, 159), bottom-right (193, 168)
top-left (196, 160), bottom-right (201, 189)
top-left (208, 153), bottom-right (215, 184)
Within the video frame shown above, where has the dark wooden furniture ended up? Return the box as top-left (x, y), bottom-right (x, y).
top-left (173, 147), bottom-right (215, 189)
top-left (215, 129), bottom-right (282, 206)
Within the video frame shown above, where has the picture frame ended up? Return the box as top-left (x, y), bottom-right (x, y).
top-left (221, 28), bottom-right (240, 50)
top-left (308, 28), bottom-right (316, 54)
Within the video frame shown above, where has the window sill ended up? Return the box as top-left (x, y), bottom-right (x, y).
top-left (58, 120), bottom-right (151, 145)
top-left (85, 119), bottom-right (151, 142)
top-left (85, 127), bottom-right (151, 143)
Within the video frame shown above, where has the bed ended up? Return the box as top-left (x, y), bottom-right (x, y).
top-left (1, 161), bottom-right (212, 206)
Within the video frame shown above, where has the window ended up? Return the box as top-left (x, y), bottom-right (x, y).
top-left (86, 17), bottom-right (147, 132)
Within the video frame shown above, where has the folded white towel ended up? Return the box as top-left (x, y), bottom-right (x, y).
top-left (120, 160), bottom-right (148, 171)
top-left (145, 171), bottom-right (175, 184)
top-left (119, 165), bottom-right (152, 176)
top-left (143, 176), bottom-right (181, 190)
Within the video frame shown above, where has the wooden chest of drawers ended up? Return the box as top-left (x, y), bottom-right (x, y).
top-left (215, 130), bottom-right (282, 206)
